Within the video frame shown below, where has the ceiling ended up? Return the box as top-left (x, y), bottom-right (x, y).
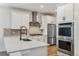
top-left (0, 3), bottom-right (66, 14)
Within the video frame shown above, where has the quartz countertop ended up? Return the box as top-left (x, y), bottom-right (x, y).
top-left (4, 36), bottom-right (48, 53)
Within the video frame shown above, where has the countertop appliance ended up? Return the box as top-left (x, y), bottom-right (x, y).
top-left (58, 22), bottom-right (74, 55)
top-left (47, 24), bottom-right (56, 45)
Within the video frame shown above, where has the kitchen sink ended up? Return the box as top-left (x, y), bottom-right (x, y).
top-left (22, 38), bottom-right (32, 41)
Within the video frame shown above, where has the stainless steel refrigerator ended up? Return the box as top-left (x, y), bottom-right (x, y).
top-left (47, 24), bottom-right (56, 45)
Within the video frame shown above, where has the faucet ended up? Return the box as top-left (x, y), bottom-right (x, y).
top-left (20, 26), bottom-right (27, 40)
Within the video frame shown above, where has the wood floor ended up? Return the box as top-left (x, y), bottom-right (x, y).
top-left (48, 45), bottom-right (57, 56)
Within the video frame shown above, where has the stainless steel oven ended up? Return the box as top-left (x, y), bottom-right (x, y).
top-left (58, 22), bottom-right (74, 55)
top-left (58, 40), bottom-right (72, 55)
top-left (58, 23), bottom-right (73, 38)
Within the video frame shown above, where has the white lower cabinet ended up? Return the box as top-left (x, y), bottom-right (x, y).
top-left (21, 47), bottom-right (47, 56)
top-left (9, 46), bottom-right (48, 56)
top-left (30, 47), bottom-right (48, 56)
top-left (10, 52), bottom-right (22, 56)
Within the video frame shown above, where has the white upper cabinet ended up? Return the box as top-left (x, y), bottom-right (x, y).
top-left (57, 6), bottom-right (65, 23)
top-left (41, 15), bottom-right (48, 29)
top-left (0, 7), bottom-right (11, 28)
top-left (41, 15), bottom-right (55, 29)
top-left (74, 3), bottom-right (79, 22)
top-left (64, 4), bottom-right (73, 22)
top-left (11, 10), bottom-right (22, 29)
top-left (11, 9), bottom-right (31, 29)
top-left (46, 15), bottom-right (55, 24)
top-left (37, 13), bottom-right (42, 24)
top-left (57, 4), bottom-right (73, 23)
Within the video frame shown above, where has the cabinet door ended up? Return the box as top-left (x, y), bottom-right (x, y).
top-left (0, 8), bottom-right (10, 28)
top-left (64, 4), bottom-right (73, 22)
top-left (41, 15), bottom-right (47, 29)
top-left (57, 4), bottom-right (74, 23)
top-left (21, 47), bottom-right (47, 56)
top-left (46, 15), bottom-right (53, 24)
top-left (11, 9), bottom-right (30, 29)
top-left (57, 6), bottom-right (65, 23)
top-left (11, 10), bottom-right (23, 29)
top-left (21, 12), bottom-right (30, 29)
top-left (30, 47), bottom-right (48, 56)
top-left (74, 3), bottom-right (79, 22)
top-left (37, 13), bottom-right (42, 24)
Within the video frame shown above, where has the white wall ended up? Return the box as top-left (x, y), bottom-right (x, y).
top-left (0, 7), bottom-right (10, 52)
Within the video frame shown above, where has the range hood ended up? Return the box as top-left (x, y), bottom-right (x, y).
top-left (32, 12), bottom-right (37, 23)
top-left (29, 12), bottom-right (40, 27)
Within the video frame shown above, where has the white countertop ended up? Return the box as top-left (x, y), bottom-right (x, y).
top-left (4, 36), bottom-right (48, 53)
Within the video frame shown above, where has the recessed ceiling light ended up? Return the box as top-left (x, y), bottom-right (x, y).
top-left (40, 5), bottom-right (44, 8)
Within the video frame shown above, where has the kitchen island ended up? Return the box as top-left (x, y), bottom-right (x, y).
top-left (4, 36), bottom-right (48, 56)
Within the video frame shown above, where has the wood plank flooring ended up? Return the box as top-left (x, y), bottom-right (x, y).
top-left (48, 45), bottom-right (57, 56)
